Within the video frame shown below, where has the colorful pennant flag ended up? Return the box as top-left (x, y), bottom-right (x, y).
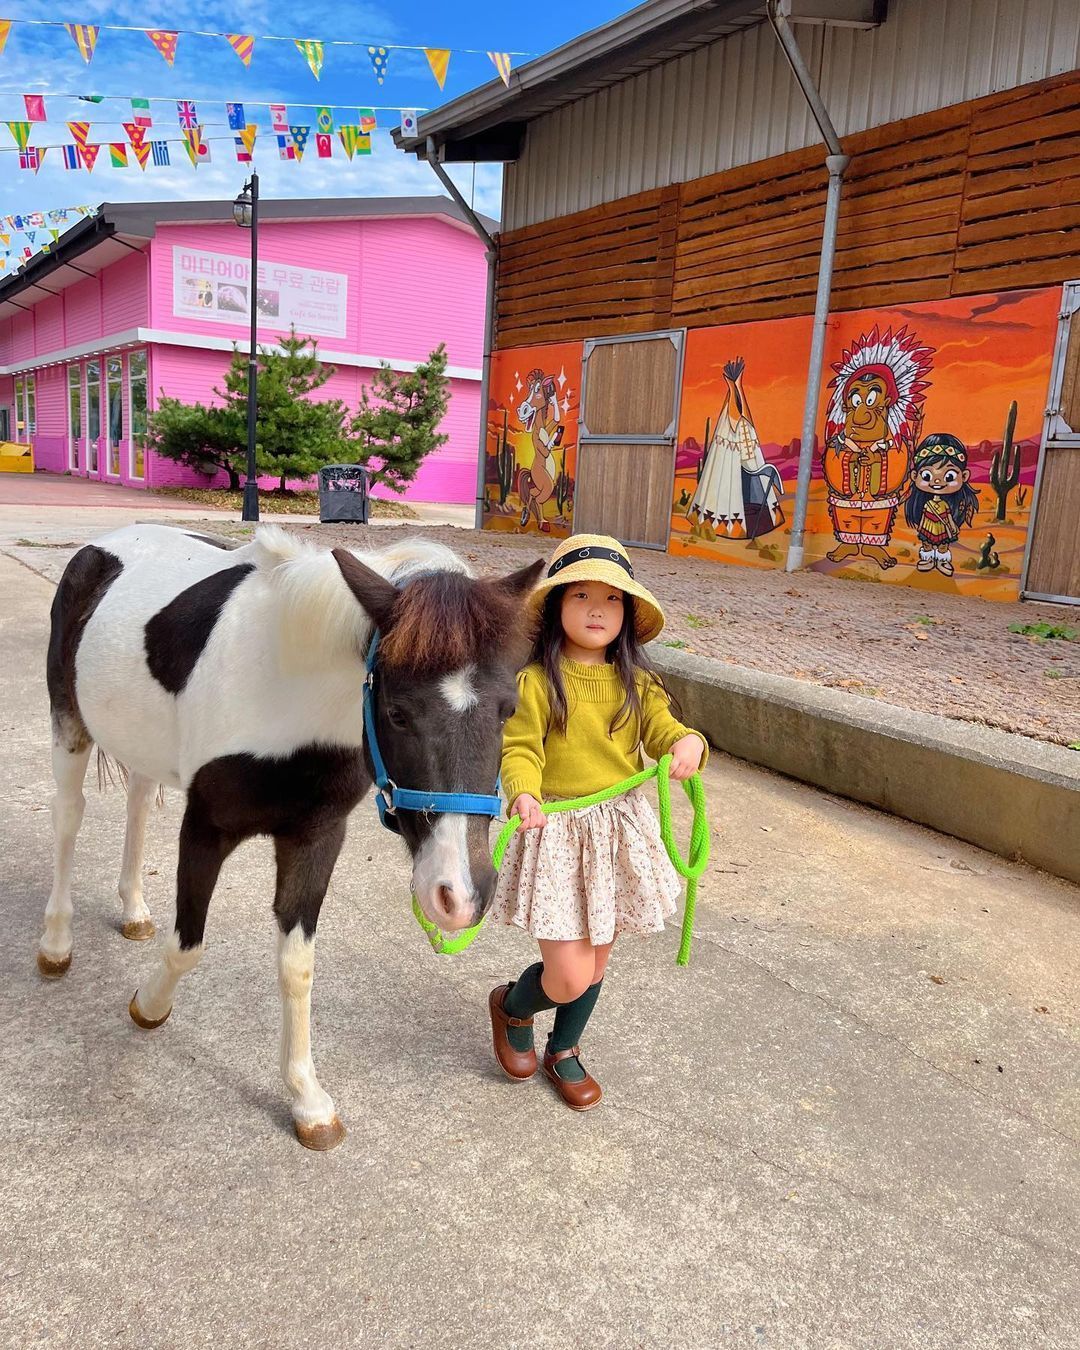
top-left (339, 126), bottom-right (357, 160)
top-left (133, 142), bottom-right (151, 171)
top-left (488, 52), bottom-right (513, 86)
top-left (123, 123), bottom-right (147, 151)
top-left (78, 94), bottom-right (105, 104)
top-left (0, 233), bottom-right (8, 244)
top-left (66, 25), bottom-right (100, 64)
top-left (226, 33), bottom-right (254, 67)
top-left (425, 48), bottom-right (450, 89)
top-left (146, 30), bottom-right (178, 65)
top-left (295, 40), bottom-right (324, 80)
top-left (7, 122), bottom-right (30, 151)
top-left (177, 100), bottom-right (198, 130)
top-left (316, 106), bottom-right (334, 134)
top-left (357, 134), bottom-right (372, 157)
top-left (67, 122), bottom-right (91, 149)
top-left (131, 98), bottom-right (152, 128)
top-left (80, 144), bottom-right (100, 172)
top-left (0, 21), bottom-right (11, 56)
top-left (289, 125), bottom-right (310, 161)
top-left (316, 133), bottom-right (332, 159)
top-left (400, 110), bottom-right (418, 137)
top-left (62, 145), bottom-right (81, 170)
top-left (240, 124), bottom-right (258, 155)
top-left (270, 103), bottom-right (288, 132)
top-left (48, 209), bottom-right (68, 224)
top-left (368, 46), bottom-right (389, 84)
top-left (28, 212), bottom-right (44, 227)
top-left (50, 228), bottom-right (61, 241)
top-left (23, 246), bottom-right (32, 258)
top-left (18, 147), bottom-right (42, 173)
top-left (182, 126), bottom-right (207, 166)
top-left (24, 95), bottom-right (46, 123)
top-left (358, 108), bottom-right (377, 135)
top-left (234, 137), bottom-right (252, 163)
top-left (26, 231), bottom-right (36, 244)
top-left (151, 140), bottom-right (170, 167)
top-left (226, 103), bottom-right (246, 131)
top-left (276, 133), bottom-right (295, 161)
top-left (110, 143), bottom-right (128, 168)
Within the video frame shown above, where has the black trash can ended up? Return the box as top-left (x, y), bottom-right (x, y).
top-left (318, 465), bottom-right (369, 524)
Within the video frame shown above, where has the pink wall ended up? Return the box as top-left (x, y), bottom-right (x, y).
top-left (31, 366), bottom-right (67, 472)
top-left (7, 253), bottom-right (149, 363)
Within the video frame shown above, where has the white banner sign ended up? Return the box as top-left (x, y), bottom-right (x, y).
top-left (172, 246), bottom-right (348, 339)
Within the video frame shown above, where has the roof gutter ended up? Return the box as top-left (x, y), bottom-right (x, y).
top-left (767, 0), bottom-right (850, 573)
top-left (423, 137), bottom-right (497, 529)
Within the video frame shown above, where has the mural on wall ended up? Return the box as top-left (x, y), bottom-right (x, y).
top-left (483, 341), bottom-right (582, 537)
top-left (671, 289), bottom-right (1059, 598)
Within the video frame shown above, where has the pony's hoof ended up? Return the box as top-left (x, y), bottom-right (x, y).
top-left (121, 918), bottom-right (155, 941)
top-left (129, 993), bottom-right (170, 1029)
top-left (37, 950), bottom-right (71, 978)
top-left (295, 1116), bottom-right (346, 1151)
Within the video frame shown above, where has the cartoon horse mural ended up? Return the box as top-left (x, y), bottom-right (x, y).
top-left (516, 367), bottom-right (565, 532)
top-left (40, 524), bottom-right (540, 1149)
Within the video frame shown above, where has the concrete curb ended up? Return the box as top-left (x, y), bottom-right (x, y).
top-left (652, 647), bottom-right (1080, 888)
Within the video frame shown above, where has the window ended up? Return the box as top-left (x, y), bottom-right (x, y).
top-left (86, 359), bottom-right (100, 473)
top-left (14, 376), bottom-right (23, 439)
top-left (128, 350), bottom-right (147, 479)
top-left (0, 407), bottom-right (9, 440)
top-left (24, 374), bottom-right (36, 437)
top-left (107, 356), bottom-right (123, 475)
top-left (68, 366), bottom-right (82, 470)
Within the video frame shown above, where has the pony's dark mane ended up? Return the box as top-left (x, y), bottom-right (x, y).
top-left (381, 571), bottom-right (532, 676)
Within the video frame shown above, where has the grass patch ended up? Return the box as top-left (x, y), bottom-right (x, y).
top-left (149, 487), bottom-right (417, 519)
top-left (664, 638), bottom-right (690, 649)
top-left (684, 613), bottom-right (711, 629)
top-left (1008, 621), bottom-right (1079, 643)
top-left (14, 538), bottom-right (81, 548)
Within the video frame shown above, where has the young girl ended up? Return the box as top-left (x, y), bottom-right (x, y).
top-left (905, 433), bottom-right (979, 577)
top-left (487, 533), bottom-right (707, 1111)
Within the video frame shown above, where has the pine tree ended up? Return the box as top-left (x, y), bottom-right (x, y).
top-left (349, 344), bottom-right (450, 493)
top-left (144, 394), bottom-right (246, 489)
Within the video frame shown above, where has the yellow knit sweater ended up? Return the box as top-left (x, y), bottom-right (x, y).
top-left (501, 658), bottom-right (708, 804)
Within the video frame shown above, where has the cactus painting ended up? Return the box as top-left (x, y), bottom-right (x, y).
top-left (990, 400), bottom-right (1021, 522)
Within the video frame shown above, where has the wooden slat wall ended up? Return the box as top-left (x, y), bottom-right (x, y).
top-left (494, 70), bottom-right (1080, 349)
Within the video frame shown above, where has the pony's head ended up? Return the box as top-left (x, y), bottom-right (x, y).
top-left (332, 548), bottom-right (543, 931)
top-left (517, 368), bottom-right (557, 432)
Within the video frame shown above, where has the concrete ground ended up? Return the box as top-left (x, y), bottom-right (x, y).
top-left (1, 549), bottom-right (1078, 1349)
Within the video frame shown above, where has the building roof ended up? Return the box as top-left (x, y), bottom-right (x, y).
top-left (392, 0), bottom-right (883, 162)
top-left (0, 196), bottom-right (498, 320)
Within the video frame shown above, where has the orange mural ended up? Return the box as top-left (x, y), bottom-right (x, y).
top-left (671, 289), bottom-right (1060, 598)
top-left (483, 341), bottom-right (583, 538)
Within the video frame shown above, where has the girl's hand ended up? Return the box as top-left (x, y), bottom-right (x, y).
top-left (512, 793), bottom-right (546, 830)
top-left (668, 734), bottom-right (704, 781)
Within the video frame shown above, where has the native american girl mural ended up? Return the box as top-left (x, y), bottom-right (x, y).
top-left (483, 341), bottom-right (582, 538)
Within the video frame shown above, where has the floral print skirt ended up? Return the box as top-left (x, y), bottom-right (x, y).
top-left (488, 789), bottom-right (681, 945)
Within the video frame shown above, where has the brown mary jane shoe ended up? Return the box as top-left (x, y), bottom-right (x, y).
top-left (543, 1044), bottom-right (602, 1111)
top-left (489, 983), bottom-right (538, 1080)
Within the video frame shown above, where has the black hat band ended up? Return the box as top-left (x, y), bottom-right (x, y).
top-left (548, 546), bottom-right (634, 581)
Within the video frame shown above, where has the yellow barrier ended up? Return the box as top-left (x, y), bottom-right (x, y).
top-left (0, 441), bottom-right (34, 473)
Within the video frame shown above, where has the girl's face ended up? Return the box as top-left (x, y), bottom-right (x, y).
top-left (560, 580), bottom-right (625, 656)
top-left (913, 461), bottom-right (970, 496)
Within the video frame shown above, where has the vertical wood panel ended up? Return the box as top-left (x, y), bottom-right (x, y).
top-left (1026, 449), bottom-right (1080, 597)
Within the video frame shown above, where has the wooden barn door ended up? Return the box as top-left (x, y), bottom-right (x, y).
top-left (1025, 284), bottom-right (1080, 603)
top-left (574, 331), bottom-right (684, 549)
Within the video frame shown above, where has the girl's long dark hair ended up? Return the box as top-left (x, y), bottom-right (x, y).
top-left (904, 435), bottom-right (980, 531)
top-left (532, 585), bottom-right (682, 736)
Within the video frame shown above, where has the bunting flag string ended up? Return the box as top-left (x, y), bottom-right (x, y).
top-left (146, 30), bottom-right (179, 65)
top-left (24, 94), bottom-right (46, 122)
top-left (133, 141), bottom-right (151, 170)
top-left (109, 142), bottom-right (127, 168)
top-left (7, 122), bottom-right (31, 150)
top-left (425, 48), bottom-right (450, 90)
top-left (289, 125), bottom-right (310, 161)
top-left (368, 46), bottom-right (388, 84)
top-left (226, 34), bottom-right (254, 66)
top-left (80, 144), bottom-right (100, 171)
top-left (8, 92), bottom-right (416, 117)
top-left (65, 24), bottom-right (99, 63)
top-left (488, 52), bottom-right (513, 86)
top-left (295, 40), bottom-right (324, 80)
top-left (131, 97), bottom-right (152, 127)
top-left (0, 21), bottom-right (11, 55)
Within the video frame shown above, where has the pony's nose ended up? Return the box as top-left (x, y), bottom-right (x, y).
top-left (428, 881), bottom-right (477, 931)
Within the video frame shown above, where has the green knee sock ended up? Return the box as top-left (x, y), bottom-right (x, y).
top-left (548, 979), bottom-right (603, 1082)
top-left (502, 962), bottom-right (556, 1053)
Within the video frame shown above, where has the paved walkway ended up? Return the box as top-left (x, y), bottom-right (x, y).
top-left (2, 553), bottom-right (1079, 1348)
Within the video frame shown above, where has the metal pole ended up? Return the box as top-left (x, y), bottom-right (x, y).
top-left (241, 171), bottom-right (260, 523)
top-left (765, 0), bottom-right (849, 572)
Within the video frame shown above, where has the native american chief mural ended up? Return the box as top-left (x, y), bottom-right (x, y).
top-left (822, 327), bottom-right (935, 569)
top-left (686, 357), bottom-right (785, 541)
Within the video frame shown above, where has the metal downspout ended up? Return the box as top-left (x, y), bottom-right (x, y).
top-left (423, 136), bottom-right (496, 529)
top-left (766, 0), bottom-right (850, 572)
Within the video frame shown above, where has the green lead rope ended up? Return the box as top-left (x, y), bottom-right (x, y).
top-left (411, 753), bottom-right (709, 966)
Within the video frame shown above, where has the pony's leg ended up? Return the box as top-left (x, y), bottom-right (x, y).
top-left (117, 772), bottom-right (156, 941)
top-left (274, 822), bottom-right (347, 1151)
top-left (129, 800), bottom-right (236, 1029)
top-left (38, 739), bottom-right (93, 977)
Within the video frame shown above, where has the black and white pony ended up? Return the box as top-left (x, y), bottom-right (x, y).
top-left (41, 524), bottom-right (540, 1149)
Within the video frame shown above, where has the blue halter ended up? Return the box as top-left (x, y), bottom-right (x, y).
top-left (363, 630), bottom-right (504, 833)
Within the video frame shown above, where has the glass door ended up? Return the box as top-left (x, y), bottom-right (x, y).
top-left (68, 365), bottom-right (82, 471)
top-left (128, 351), bottom-right (147, 480)
top-left (106, 356), bottom-right (123, 477)
top-left (86, 359), bottom-right (101, 475)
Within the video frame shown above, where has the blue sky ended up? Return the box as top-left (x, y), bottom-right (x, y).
top-left (0, 1), bottom-right (633, 231)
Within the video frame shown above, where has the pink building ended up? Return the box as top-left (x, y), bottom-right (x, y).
top-left (0, 197), bottom-right (492, 501)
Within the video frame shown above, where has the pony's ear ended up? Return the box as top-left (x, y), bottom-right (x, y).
top-left (496, 558), bottom-right (545, 599)
top-left (332, 549), bottom-right (398, 630)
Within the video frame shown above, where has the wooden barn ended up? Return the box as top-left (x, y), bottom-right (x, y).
top-left (397, 0), bottom-right (1080, 604)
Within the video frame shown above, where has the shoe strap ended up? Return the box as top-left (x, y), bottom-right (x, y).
top-left (548, 1045), bottom-right (581, 1064)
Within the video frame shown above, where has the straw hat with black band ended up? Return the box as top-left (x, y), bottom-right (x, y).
top-left (527, 534), bottom-right (665, 643)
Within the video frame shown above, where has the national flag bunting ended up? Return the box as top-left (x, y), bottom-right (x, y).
top-left (240, 124), bottom-right (258, 155)
top-left (66, 25), bottom-right (99, 64)
top-left (78, 94), bottom-right (105, 103)
top-left (24, 95), bottom-right (46, 123)
top-left (50, 228), bottom-right (60, 241)
top-left (289, 125), bottom-right (310, 161)
top-left (357, 134), bottom-right (372, 157)
top-left (339, 126), bottom-right (358, 159)
top-left (358, 108), bottom-right (377, 135)
top-left (151, 140), bottom-right (170, 166)
top-left (368, 46), bottom-right (389, 84)
top-left (28, 212), bottom-right (44, 227)
top-left (7, 122), bottom-right (30, 151)
top-left (0, 21), bottom-right (11, 56)
top-left (18, 147), bottom-right (42, 173)
top-left (227, 103), bottom-right (245, 131)
top-left (276, 134), bottom-right (295, 161)
top-left (110, 143), bottom-right (128, 168)
top-left (131, 98), bottom-right (152, 128)
top-left (488, 52), bottom-right (513, 86)
top-left (182, 126), bottom-right (208, 166)
top-left (62, 145), bottom-right (81, 170)
top-left (316, 133), bottom-right (332, 159)
top-left (316, 106), bottom-right (334, 134)
top-left (425, 48), bottom-right (450, 89)
top-left (234, 137), bottom-right (252, 164)
top-left (226, 34), bottom-right (254, 67)
top-left (295, 40), bottom-right (324, 80)
top-left (270, 104), bottom-right (288, 132)
top-left (25, 231), bottom-right (36, 244)
top-left (177, 100), bottom-right (198, 130)
top-left (400, 110), bottom-right (417, 137)
top-left (146, 30), bottom-right (179, 65)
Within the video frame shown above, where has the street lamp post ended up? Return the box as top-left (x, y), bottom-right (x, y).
top-left (233, 172), bottom-right (259, 522)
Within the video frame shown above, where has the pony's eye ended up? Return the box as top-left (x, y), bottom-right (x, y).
top-left (499, 702), bottom-right (516, 723)
top-left (385, 704), bottom-right (408, 730)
